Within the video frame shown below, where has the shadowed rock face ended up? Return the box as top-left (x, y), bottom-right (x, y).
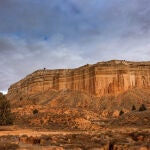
top-left (7, 60), bottom-right (150, 99)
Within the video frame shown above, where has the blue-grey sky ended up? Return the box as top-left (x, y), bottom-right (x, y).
top-left (0, 0), bottom-right (150, 92)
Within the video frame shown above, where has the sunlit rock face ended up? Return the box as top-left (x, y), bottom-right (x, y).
top-left (7, 60), bottom-right (150, 99)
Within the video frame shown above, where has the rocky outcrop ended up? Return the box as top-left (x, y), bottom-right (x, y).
top-left (7, 60), bottom-right (150, 100)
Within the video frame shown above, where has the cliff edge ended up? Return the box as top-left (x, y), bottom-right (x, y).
top-left (7, 60), bottom-right (150, 99)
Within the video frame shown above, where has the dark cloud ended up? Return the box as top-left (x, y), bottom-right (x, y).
top-left (0, 0), bottom-right (150, 92)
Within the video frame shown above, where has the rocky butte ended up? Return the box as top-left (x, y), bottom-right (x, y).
top-left (7, 60), bottom-right (150, 100)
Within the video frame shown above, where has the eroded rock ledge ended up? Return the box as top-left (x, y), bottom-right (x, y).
top-left (7, 60), bottom-right (150, 99)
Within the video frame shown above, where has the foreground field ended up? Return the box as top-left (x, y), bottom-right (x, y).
top-left (0, 125), bottom-right (149, 150)
top-left (0, 109), bottom-right (149, 150)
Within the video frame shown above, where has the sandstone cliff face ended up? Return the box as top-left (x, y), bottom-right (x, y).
top-left (7, 60), bottom-right (150, 99)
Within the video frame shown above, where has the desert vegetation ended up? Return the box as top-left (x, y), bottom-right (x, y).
top-left (132, 105), bottom-right (136, 111)
top-left (139, 104), bottom-right (147, 111)
top-left (119, 110), bottom-right (124, 116)
top-left (0, 93), bottom-right (13, 125)
top-left (32, 109), bottom-right (38, 114)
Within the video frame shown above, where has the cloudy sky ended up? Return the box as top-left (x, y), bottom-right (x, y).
top-left (0, 0), bottom-right (150, 93)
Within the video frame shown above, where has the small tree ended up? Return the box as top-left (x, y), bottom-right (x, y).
top-left (119, 110), bottom-right (124, 116)
top-left (33, 109), bottom-right (38, 114)
top-left (0, 93), bottom-right (13, 125)
top-left (132, 105), bottom-right (136, 111)
top-left (139, 104), bottom-right (146, 111)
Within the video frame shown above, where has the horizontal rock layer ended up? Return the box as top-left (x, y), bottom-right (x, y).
top-left (7, 60), bottom-right (150, 99)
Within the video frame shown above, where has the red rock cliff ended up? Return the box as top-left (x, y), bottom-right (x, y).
top-left (7, 60), bottom-right (150, 98)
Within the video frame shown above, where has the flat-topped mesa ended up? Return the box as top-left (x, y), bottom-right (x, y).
top-left (7, 60), bottom-right (150, 98)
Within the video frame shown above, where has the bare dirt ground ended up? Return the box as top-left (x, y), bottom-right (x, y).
top-left (0, 119), bottom-right (149, 150)
top-left (0, 105), bottom-right (150, 150)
